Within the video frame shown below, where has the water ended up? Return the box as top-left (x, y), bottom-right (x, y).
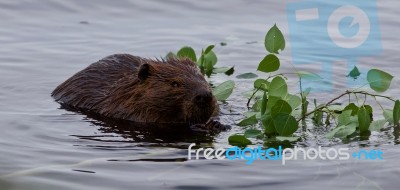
top-left (0, 0), bottom-right (400, 189)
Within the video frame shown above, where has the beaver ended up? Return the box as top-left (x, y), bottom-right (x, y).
top-left (52, 54), bottom-right (228, 131)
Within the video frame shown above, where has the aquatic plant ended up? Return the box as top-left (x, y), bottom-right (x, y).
top-left (229, 24), bottom-right (399, 146)
top-left (168, 25), bottom-right (399, 147)
top-left (167, 44), bottom-right (235, 101)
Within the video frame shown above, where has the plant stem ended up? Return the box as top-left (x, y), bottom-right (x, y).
top-left (299, 77), bottom-right (305, 119)
top-left (296, 90), bottom-right (395, 122)
top-left (269, 73), bottom-right (298, 78)
top-left (246, 88), bottom-right (260, 108)
top-left (350, 91), bottom-right (395, 102)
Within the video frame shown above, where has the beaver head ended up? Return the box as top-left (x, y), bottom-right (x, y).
top-left (121, 58), bottom-right (218, 125)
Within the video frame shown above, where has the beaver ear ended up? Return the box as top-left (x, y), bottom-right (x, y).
top-left (138, 63), bottom-right (151, 81)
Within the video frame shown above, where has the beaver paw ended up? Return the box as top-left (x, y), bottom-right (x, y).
top-left (206, 120), bottom-right (231, 131)
top-left (189, 124), bottom-right (209, 133)
top-left (190, 120), bottom-right (231, 133)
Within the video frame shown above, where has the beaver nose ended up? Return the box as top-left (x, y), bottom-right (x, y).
top-left (194, 92), bottom-right (213, 106)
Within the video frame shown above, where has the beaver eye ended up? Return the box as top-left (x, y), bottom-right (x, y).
top-left (171, 81), bottom-right (180, 87)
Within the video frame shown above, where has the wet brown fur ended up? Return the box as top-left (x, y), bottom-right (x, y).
top-left (52, 54), bottom-right (218, 125)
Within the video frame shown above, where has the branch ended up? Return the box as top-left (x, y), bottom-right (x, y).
top-left (246, 88), bottom-right (260, 108)
top-left (296, 90), bottom-right (395, 122)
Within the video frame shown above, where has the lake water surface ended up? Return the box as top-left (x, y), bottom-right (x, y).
top-left (0, 0), bottom-right (400, 189)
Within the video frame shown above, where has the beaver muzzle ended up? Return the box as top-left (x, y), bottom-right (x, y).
top-left (193, 91), bottom-right (213, 107)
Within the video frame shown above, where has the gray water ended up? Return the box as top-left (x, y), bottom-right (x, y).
top-left (0, 0), bottom-right (400, 189)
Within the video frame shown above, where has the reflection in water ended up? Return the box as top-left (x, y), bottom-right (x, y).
top-left (263, 139), bottom-right (294, 149)
top-left (107, 158), bottom-right (187, 162)
top-left (359, 131), bottom-right (371, 142)
top-left (392, 126), bottom-right (400, 144)
top-left (60, 105), bottom-right (216, 147)
top-left (0, 179), bottom-right (14, 190)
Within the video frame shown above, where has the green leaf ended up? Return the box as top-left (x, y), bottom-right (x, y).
top-left (213, 67), bottom-right (235, 76)
top-left (338, 110), bottom-right (353, 126)
top-left (284, 94), bottom-right (302, 110)
top-left (268, 76), bottom-right (287, 98)
top-left (265, 24), bottom-right (285, 54)
top-left (213, 67), bottom-right (231, 73)
top-left (276, 136), bottom-right (300, 142)
top-left (236, 72), bottom-right (258, 79)
top-left (273, 113), bottom-right (298, 136)
top-left (204, 45), bottom-right (215, 54)
top-left (238, 114), bottom-right (258, 126)
top-left (198, 50), bottom-right (218, 78)
top-left (358, 107), bottom-right (371, 132)
top-left (198, 49), bottom-right (205, 69)
top-left (349, 115), bottom-right (359, 124)
top-left (205, 61), bottom-right (214, 78)
top-left (291, 109), bottom-right (302, 118)
top-left (313, 110), bottom-right (323, 125)
top-left (394, 100), bottom-right (400, 126)
top-left (254, 79), bottom-right (270, 91)
top-left (324, 104), bottom-right (345, 112)
top-left (347, 66), bottom-right (361, 79)
top-left (228, 135), bottom-right (251, 147)
top-left (212, 80), bottom-right (235, 101)
top-left (177, 46), bottom-right (197, 62)
top-left (383, 109), bottom-right (394, 124)
top-left (326, 126), bottom-right (341, 139)
top-left (197, 50), bottom-right (217, 67)
top-left (364, 105), bottom-right (373, 120)
top-left (326, 123), bottom-right (357, 139)
top-left (257, 54), bottom-right (280, 73)
top-left (367, 69), bottom-right (394, 92)
top-left (260, 92), bottom-right (268, 115)
top-left (344, 103), bottom-right (359, 116)
top-left (271, 100), bottom-right (292, 118)
top-left (252, 99), bottom-right (262, 112)
top-left (266, 96), bottom-right (282, 112)
top-left (301, 87), bottom-right (311, 98)
top-left (297, 71), bottom-right (322, 80)
top-left (302, 101), bottom-right (309, 119)
top-left (335, 123), bottom-right (357, 138)
top-left (244, 129), bottom-right (263, 138)
top-left (369, 119), bottom-right (387, 131)
top-left (243, 111), bottom-right (261, 119)
top-left (224, 67), bottom-right (235, 76)
top-left (261, 114), bottom-right (276, 136)
top-left (165, 52), bottom-right (177, 59)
